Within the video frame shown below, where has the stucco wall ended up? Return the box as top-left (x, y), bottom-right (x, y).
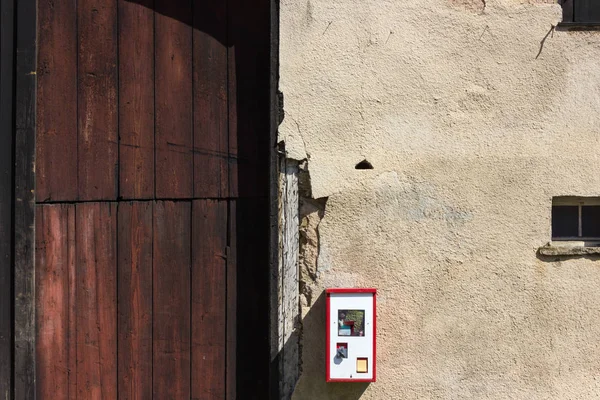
top-left (279, 0), bottom-right (600, 398)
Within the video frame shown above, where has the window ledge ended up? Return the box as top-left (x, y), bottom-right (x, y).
top-left (538, 243), bottom-right (600, 257)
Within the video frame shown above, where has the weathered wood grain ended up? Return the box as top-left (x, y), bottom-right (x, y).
top-left (191, 200), bottom-right (227, 398)
top-left (14, 0), bottom-right (38, 394)
top-left (155, 0), bottom-right (193, 198)
top-left (35, 205), bottom-right (76, 400)
top-left (32, 0), bottom-right (277, 397)
top-left (67, 207), bottom-right (77, 400)
top-left (0, 0), bottom-right (14, 394)
top-left (76, 203), bottom-right (117, 399)
top-left (153, 201), bottom-right (191, 399)
top-left (36, 0), bottom-right (77, 202)
top-left (118, 0), bottom-right (155, 200)
top-left (78, 0), bottom-right (118, 200)
top-left (279, 160), bottom-right (300, 399)
top-left (118, 201), bottom-right (153, 400)
top-left (193, 1), bottom-right (228, 198)
top-left (269, 0), bottom-right (282, 391)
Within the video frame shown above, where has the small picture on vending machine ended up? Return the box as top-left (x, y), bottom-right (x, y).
top-left (338, 310), bottom-right (365, 337)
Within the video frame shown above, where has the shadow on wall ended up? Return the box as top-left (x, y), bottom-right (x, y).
top-left (124, 0), bottom-right (272, 397)
top-left (292, 292), bottom-right (369, 400)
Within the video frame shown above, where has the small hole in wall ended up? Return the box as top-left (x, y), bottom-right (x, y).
top-left (355, 160), bottom-right (374, 170)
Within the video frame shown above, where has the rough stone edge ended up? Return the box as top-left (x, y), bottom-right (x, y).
top-left (538, 244), bottom-right (600, 257)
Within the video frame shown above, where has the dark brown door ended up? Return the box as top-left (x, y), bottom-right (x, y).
top-left (35, 0), bottom-right (271, 398)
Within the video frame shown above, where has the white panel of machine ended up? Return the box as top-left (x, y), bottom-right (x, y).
top-left (328, 292), bottom-right (374, 380)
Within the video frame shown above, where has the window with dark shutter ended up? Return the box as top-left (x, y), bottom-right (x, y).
top-left (561, 0), bottom-right (600, 26)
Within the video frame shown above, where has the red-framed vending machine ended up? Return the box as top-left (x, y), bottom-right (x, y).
top-left (326, 288), bottom-right (377, 382)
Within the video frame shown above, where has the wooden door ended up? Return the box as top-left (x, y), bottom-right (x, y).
top-left (35, 0), bottom-right (271, 398)
top-left (0, 0), bottom-right (15, 396)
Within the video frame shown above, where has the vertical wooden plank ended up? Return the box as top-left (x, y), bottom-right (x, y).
top-left (14, 0), bottom-right (38, 395)
top-left (226, 200), bottom-right (237, 400)
top-left (279, 161), bottom-right (300, 398)
top-left (36, 0), bottom-right (77, 202)
top-left (193, 0), bottom-right (228, 198)
top-left (227, 0), bottom-right (271, 199)
top-left (274, 157), bottom-right (284, 376)
top-left (227, 28), bottom-right (238, 200)
top-left (76, 203), bottom-right (117, 400)
top-left (78, 0), bottom-right (118, 200)
top-left (36, 205), bottom-right (76, 400)
top-left (118, 202), bottom-right (153, 400)
top-left (153, 201), bottom-right (191, 398)
top-left (118, 0), bottom-right (155, 199)
top-left (155, 0), bottom-right (193, 199)
top-left (67, 207), bottom-right (77, 400)
top-left (191, 200), bottom-right (227, 398)
top-left (0, 0), bottom-right (14, 394)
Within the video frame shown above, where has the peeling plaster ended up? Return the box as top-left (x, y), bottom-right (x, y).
top-left (298, 161), bottom-right (328, 311)
top-left (281, 0), bottom-right (600, 398)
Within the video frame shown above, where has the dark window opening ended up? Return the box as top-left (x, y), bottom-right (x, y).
top-left (561, 0), bottom-right (600, 25)
top-left (552, 205), bottom-right (579, 238)
top-left (582, 206), bottom-right (600, 238)
top-left (552, 198), bottom-right (600, 240)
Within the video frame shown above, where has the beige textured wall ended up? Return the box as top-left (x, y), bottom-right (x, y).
top-left (279, 0), bottom-right (600, 398)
